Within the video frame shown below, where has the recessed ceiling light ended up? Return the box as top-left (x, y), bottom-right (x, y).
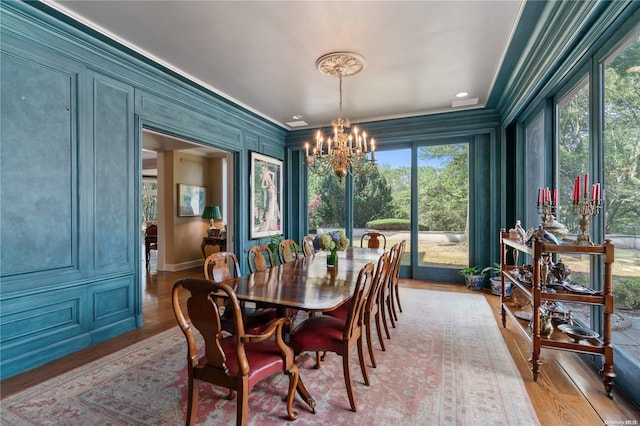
top-left (452, 97), bottom-right (479, 108)
top-left (292, 115), bottom-right (303, 120)
top-left (286, 120), bottom-right (308, 127)
top-left (456, 92), bottom-right (469, 98)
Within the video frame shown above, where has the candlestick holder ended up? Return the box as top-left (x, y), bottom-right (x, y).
top-left (537, 199), bottom-right (557, 225)
top-left (572, 193), bottom-right (601, 245)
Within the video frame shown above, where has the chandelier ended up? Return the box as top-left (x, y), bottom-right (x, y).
top-left (304, 52), bottom-right (376, 181)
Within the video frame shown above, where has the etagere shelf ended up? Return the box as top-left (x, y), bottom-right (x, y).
top-left (499, 229), bottom-right (616, 398)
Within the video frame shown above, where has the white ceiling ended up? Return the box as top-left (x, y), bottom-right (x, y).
top-left (49, 0), bottom-right (524, 131)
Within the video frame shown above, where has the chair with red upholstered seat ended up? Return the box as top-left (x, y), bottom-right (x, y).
top-left (145, 223), bottom-right (158, 268)
top-left (204, 252), bottom-right (275, 335)
top-left (289, 261), bottom-right (376, 412)
top-left (360, 231), bottom-right (386, 249)
top-left (325, 251), bottom-right (392, 368)
top-left (172, 278), bottom-right (315, 425)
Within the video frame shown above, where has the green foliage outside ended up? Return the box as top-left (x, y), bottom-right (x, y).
top-left (612, 278), bottom-right (640, 310)
top-left (558, 36), bottom-right (640, 235)
top-left (366, 218), bottom-right (427, 231)
top-left (603, 36), bottom-right (640, 235)
top-left (307, 144), bottom-right (469, 234)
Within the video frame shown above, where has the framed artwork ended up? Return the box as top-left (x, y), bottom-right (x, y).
top-left (177, 184), bottom-right (206, 217)
top-left (250, 152), bottom-right (283, 239)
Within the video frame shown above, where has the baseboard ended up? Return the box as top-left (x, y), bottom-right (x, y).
top-left (161, 259), bottom-right (203, 272)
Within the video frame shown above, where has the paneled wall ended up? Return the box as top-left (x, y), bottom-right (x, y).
top-left (0, 2), bottom-right (285, 379)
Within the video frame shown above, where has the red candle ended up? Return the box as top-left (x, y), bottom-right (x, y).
top-left (596, 183), bottom-right (600, 201)
top-left (574, 176), bottom-right (580, 201)
top-left (553, 189), bottom-right (558, 204)
top-left (584, 173), bottom-right (589, 196)
top-left (546, 187), bottom-right (551, 203)
top-left (537, 188), bottom-right (541, 204)
top-left (592, 184), bottom-right (596, 200)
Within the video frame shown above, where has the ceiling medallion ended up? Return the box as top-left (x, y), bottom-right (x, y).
top-left (305, 52), bottom-right (376, 181)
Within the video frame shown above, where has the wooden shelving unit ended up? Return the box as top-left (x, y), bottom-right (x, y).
top-left (499, 229), bottom-right (616, 398)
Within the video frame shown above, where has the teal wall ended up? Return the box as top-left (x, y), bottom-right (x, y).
top-left (0, 1), bottom-right (285, 379)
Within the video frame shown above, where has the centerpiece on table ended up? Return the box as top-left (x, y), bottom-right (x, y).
top-left (314, 231), bottom-right (349, 268)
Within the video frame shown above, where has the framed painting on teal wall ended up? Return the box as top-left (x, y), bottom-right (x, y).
top-left (178, 184), bottom-right (206, 217)
top-left (250, 152), bottom-right (283, 239)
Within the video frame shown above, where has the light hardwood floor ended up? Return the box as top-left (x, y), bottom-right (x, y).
top-left (2, 264), bottom-right (639, 425)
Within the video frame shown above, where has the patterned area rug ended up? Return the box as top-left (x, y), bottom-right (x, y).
top-left (1, 288), bottom-right (539, 425)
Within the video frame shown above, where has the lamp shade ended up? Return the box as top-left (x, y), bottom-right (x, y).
top-left (202, 205), bottom-right (222, 220)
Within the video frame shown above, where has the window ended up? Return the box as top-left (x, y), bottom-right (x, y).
top-left (557, 78), bottom-right (590, 236)
top-left (417, 143), bottom-right (469, 268)
top-left (307, 171), bottom-right (346, 235)
top-left (603, 31), bottom-right (640, 365)
top-left (142, 178), bottom-right (158, 230)
top-left (353, 149), bottom-right (411, 259)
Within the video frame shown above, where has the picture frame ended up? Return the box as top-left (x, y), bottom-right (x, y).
top-left (250, 151), bottom-right (283, 239)
top-left (177, 184), bottom-right (206, 217)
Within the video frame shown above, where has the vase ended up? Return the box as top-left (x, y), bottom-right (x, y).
top-left (327, 248), bottom-right (338, 268)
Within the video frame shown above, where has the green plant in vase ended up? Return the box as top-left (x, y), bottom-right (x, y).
top-left (459, 265), bottom-right (484, 290)
top-left (482, 262), bottom-right (510, 296)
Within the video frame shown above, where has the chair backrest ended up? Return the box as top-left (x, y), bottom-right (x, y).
top-left (390, 240), bottom-right (406, 283)
top-left (145, 223), bottom-right (158, 237)
top-left (365, 251), bottom-right (391, 314)
top-left (172, 277), bottom-right (249, 379)
top-left (302, 236), bottom-right (315, 257)
top-left (247, 244), bottom-right (275, 273)
top-left (344, 261), bottom-right (375, 340)
top-left (204, 251), bottom-right (241, 282)
top-left (360, 231), bottom-right (386, 249)
top-left (278, 239), bottom-right (301, 264)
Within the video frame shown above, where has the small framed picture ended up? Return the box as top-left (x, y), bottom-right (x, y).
top-left (250, 152), bottom-right (283, 239)
top-left (177, 184), bottom-right (206, 217)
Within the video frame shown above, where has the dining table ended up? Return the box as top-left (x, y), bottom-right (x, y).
top-left (227, 247), bottom-right (385, 313)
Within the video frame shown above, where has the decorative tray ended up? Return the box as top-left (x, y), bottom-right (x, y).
top-left (557, 324), bottom-right (599, 343)
top-left (514, 310), bottom-right (533, 321)
top-left (562, 282), bottom-right (599, 295)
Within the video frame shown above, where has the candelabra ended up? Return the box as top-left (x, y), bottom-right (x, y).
top-left (571, 175), bottom-right (601, 245)
top-left (537, 194), bottom-right (558, 225)
top-left (573, 194), bottom-right (601, 245)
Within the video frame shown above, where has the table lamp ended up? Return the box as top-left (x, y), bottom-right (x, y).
top-left (202, 205), bottom-right (222, 237)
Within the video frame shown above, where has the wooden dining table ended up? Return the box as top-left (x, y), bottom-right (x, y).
top-left (227, 247), bottom-right (385, 313)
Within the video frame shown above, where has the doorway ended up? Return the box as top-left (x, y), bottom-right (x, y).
top-left (141, 129), bottom-right (232, 272)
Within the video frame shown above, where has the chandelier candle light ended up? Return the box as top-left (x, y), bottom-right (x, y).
top-left (572, 173), bottom-right (601, 245)
top-left (305, 52), bottom-right (377, 181)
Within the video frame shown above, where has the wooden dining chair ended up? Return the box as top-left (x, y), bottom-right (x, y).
top-left (388, 239), bottom-right (406, 321)
top-left (301, 236), bottom-right (315, 257)
top-left (290, 261), bottom-right (375, 412)
top-left (204, 251), bottom-right (241, 282)
top-left (324, 251), bottom-right (392, 368)
top-left (380, 243), bottom-right (400, 331)
top-left (278, 239), bottom-right (301, 264)
top-left (247, 244), bottom-right (275, 273)
top-left (204, 252), bottom-right (275, 334)
top-left (360, 231), bottom-right (386, 249)
top-left (172, 278), bottom-right (316, 426)
top-left (145, 223), bottom-right (158, 268)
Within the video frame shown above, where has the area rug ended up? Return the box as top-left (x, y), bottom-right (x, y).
top-left (1, 288), bottom-right (539, 425)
